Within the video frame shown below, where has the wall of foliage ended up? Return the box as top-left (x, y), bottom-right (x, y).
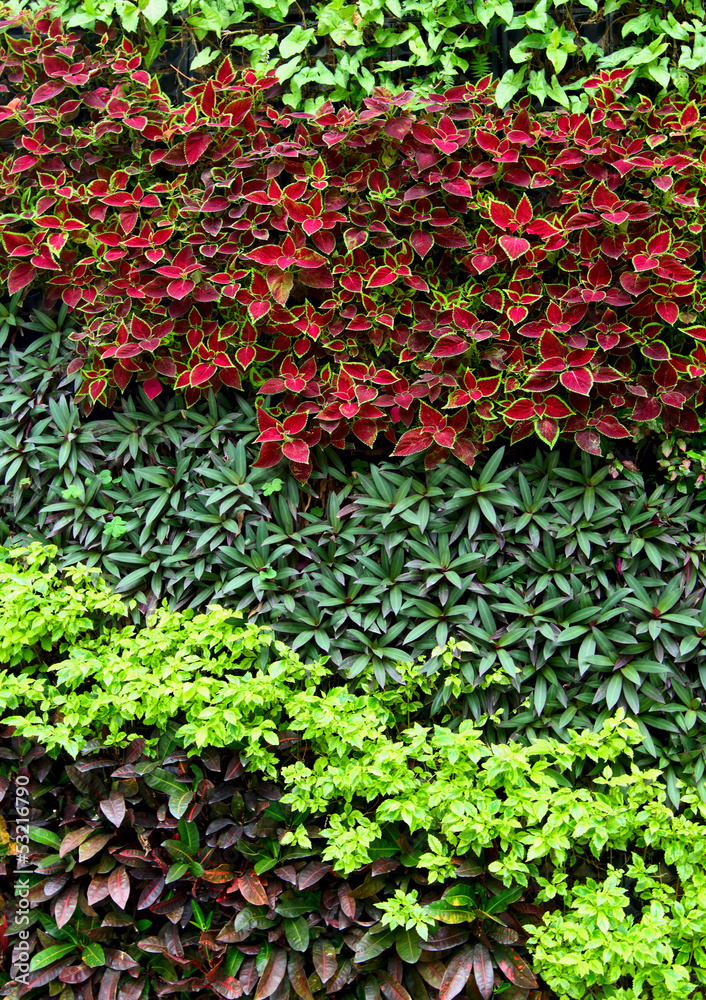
top-left (2, 384), bottom-right (706, 803)
top-left (2, 314), bottom-right (706, 804)
top-left (2, 548), bottom-right (706, 1000)
top-left (4, 3), bottom-right (706, 999)
top-left (3, 0), bottom-right (706, 111)
top-left (3, 12), bottom-right (706, 478)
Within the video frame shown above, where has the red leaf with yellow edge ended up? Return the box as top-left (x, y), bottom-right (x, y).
top-left (282, 440), bottom-right (310, 463)
top-left (655, 300), bottom-right (678, 324)
top-left (596, 415), bottom-right (630, 438)
top-left (560, 369), bottom-right (593, 395)
top-left (88, 380), bottom-right (107, 403)
top-left (515, 194), bottom-right (532, 225)
top-left (392, 428), bottom-right (433, 455)
top-left (352, 418), bottom-right (378, 447)
top-left (168, 278), bottom-right (195, 300)
top-left (431, 335), bottom-right (468, 357)
top-left (31, 80), bottom-right (66, 104)
top-left (266, 269), bottom-right (293, 305)
top-left (575, 429), bottom-right (601, 455)
top-left (142, 378), bottom-right (162, 400)
top-left (489, 201), bottom-right (515, 229)
top-left (190, 363), bottom-right (217, 386)
top-left (543, 395), bottom-right (573, 418)
top-left (632, 397), bottom-right (661, 421)
top-left (452, 437), bottom-right (477, 466)
top-left (503, 399), bottom-right (536, 422)
top-left (253, 442), bottom-right (283, 468)
top-left (535, 416), bottom-right (560, 448)
top-left (499, 236), bottom-right (529, 260)
top-left (185, 133), bottom-right (211, 165)
top-left (8, 261), bottom-right (37, 294)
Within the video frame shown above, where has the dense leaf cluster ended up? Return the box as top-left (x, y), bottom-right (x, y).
top-left (4, 13), bottom-right (706, 474)
top-left (3, 613), bottom-right (706, 999)
top-left (4, 9), bottom-right (706, 1000)
top-left (3, 329), bottom-right (706, 800)
top-left (0, 728), bottom-right (543, 1000)
top-left (5, 0), bottom-right (706, 112)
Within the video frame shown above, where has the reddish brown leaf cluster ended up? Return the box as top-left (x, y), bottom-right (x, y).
top-left (0, 732), bottom-right (543, 1000)
top-left (2, 14), bottom-right (706, 476)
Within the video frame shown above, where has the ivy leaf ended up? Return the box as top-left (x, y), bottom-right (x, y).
top-left (190, 47), bottom-right (220, 71)
top-left (280, 26), bottom-right (316, 59)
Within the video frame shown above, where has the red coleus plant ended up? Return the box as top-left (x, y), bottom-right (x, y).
top-left (2, 12), bottom-right (706, 478)
top-left (252, 405), bottom-right (322, 479)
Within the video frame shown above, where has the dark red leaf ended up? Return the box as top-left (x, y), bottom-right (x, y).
top-left (298, 862), bottom-right (331, 890)
top-left (137, 877), bottom-right (164, 910)
top-left (560, 369), bottom-right (593, 395)
top-left (498, 236), bottom-right (529, 260)
top-left (439, 946), bottom-right (473, 1000)
top-left (472, 945), bottom-right (493, 1000)
top-left (8, 261), bottom-right (37, 294)
top-left (423, 928), bottom-right (469, 953)
top-left (60, 966), bottom-right (93, 985)
top-left (254, 948), bottom-right (287, 1000)
top-left (99, 793), bottom-right (126, 827)
top-left (107, 867), bottom-right (130, 910)
top-left (55, 884), bottom-right (80, 929)
top-left (288, 953), bottom-right (315, 1000)
top-left (30, 80), bottom-right (66, 104)
top-left (185, 133), bottom-right (212, 165)
top-left (377, 971), bottom-right (413, 1000)
top-left (98, 968), bottom-right (120, 1000)
top-left (313, 941), bottom-right (338, 984)
top-left (491, 944), bottom-right (537, 990)
top-left (239, 872), bottom-right (269, 906)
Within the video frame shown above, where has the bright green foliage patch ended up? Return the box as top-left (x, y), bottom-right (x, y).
top-left (4, 641), bottom-right (706, 997)
top-left (0, 541), bottom-right (703, 820)
top-left (3, 546), bottom-right (706, 998)
top-left (0, 543), bottom-right (329, 759)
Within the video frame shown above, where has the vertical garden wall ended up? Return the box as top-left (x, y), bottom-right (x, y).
top-left (2, 1), bottom-right (706, 998)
